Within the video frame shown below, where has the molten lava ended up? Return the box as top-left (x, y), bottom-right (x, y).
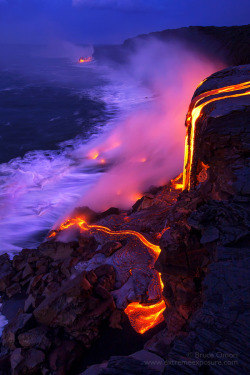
top-left (183, 80), bottom-right (250, 190)
top-left (79, 56), bottom-right (93, 63)
top-left (48, 217), bottom-right (166, 333)
top-left (49, 218), bottom-right (161, 258)
top-left (124, 298), bottom-right (166, 334)
top-left (171, 172), bottom-right (183, 190)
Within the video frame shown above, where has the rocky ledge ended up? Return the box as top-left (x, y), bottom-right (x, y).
top-left (0, 64), bottom-right (249, 375)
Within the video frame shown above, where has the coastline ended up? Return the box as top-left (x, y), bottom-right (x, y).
top-left (0, 36), bottom-right (250, 375)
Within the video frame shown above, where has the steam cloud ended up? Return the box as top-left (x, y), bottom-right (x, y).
top-left (75, 39), bottom-right (224, 211)
top-left (0, 38), bottom-right (224, 251)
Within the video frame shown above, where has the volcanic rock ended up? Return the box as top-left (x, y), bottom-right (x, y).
top-left (154, 64), bottom-right (250, 374)
top-left (5, 283), bottom-right (21, 299)
top-left (11, 348), bottom-right (45, 375)
top-left (38, 241), bottom-right (78, 261)
top-left (98, 241), bottom-right (122, 257)
top-left (18, 326), bottom-right (51, 350)
top-left (2, 313), bottom-right (33, 350)
top-left (0, 254), bottom-right (14, 293)
top-left (33, 267), bottom-right (116, 346)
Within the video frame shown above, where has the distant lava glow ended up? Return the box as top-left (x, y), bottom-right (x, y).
top-left (183, 80), bottom-right (250, 190)
top-left (79, 56), bottom-right (93, 63)
top-left (48, 217), bottom-right (167, 333)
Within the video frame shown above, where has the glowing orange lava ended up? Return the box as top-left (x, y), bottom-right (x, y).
top-left (171, 172), bottom-right (183, 190)
top-left (79, 56), bottom-right (93, 63)
top-left (89, 151), bottom-right (99, 160)
top-left (48, 217), bottom-right (166, 333)
top-left (183, 81), bottom-right (250, 190)
top-left (124, 298), bottom-right (166, 334)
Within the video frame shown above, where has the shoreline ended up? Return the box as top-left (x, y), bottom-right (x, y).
top-left (0, 64), bottom-right (249, 375)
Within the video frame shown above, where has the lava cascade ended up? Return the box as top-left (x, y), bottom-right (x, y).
top-left (183, 80), bottom-right (250, 190)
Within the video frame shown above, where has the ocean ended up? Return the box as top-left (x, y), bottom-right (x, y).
top-left (0, 43), bottom-right (151, 254)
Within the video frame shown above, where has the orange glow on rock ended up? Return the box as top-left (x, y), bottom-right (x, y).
top-left (183, 80), bottom-right (250, 190)
top-left (132, 193), bottom-right (143, 202)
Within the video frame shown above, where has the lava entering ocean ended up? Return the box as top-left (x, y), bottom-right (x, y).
top-left (183, 80), bottom-right (250, 190)
top-left (48, 217), bottom-right (166, 334)
top-left (79, 56), bottom-right (93, 63)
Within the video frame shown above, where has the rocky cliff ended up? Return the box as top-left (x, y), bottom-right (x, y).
top-left (95, 25), bottom-right (250, 67)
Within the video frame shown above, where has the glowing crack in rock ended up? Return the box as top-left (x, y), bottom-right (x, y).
top-left (48, 217), bottom-right (166, 334)
top-left (183, 80), bottom-right (250, 190)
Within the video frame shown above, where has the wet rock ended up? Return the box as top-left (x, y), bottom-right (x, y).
top-left (0, 254), bottom-right (14, 293)
top-left (33, 272), bottom-right (92, 326)
top-left (49, 340), bottom-right (77, 374)
top-left (33, 268), bottom-right (115, 346)
top-left (2, 313), bottom-right (33, 350)
top-left (5, 283), bottom-right (21, 298)
top-left (77, 235), bottom-right (99, 261)
top-left (18, 326), bottom-right (51, 350)
top-left (12, 255), bottom-right (27, 272)
top-left (10, 348), bottom-right (23, 372)
top-left (22, 264), bottom-right (33, 280)
top-left (38, 241), bottom-right (78, 261)
top-left (109, 309), bottom-right (123, 330)
top-left (13, 349), bottom-right (45, 375)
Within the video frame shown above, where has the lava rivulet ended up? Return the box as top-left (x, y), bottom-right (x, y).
top-left (183, 81), bottom-right (250, 190)
top-left (48, 217), bottom-right (166, 333)
top-left (49, 218), bottom-right (161, 258)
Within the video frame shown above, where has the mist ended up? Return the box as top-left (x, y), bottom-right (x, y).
top-left (74, 39), bottom-right (224, 211)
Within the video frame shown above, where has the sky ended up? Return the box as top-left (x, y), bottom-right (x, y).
top-left (0, 0), bottom-right (249, 44)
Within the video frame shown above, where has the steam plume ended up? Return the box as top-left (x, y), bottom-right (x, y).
top-left (76, 39), bottom-right (224, 210)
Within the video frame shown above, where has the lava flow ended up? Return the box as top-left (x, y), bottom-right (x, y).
top-left (48, 217), bottom-right (166, 334)
top-left (183, 80), bottom-right (250, 190)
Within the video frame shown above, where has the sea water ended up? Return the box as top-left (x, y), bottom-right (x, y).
top-left (0, 43), bottom-right (150, 254)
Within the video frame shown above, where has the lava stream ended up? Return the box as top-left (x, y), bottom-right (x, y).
top-left (48, 217), bottom-right (166, 334)
top-left (183, 80), bottom-right (250, 190)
